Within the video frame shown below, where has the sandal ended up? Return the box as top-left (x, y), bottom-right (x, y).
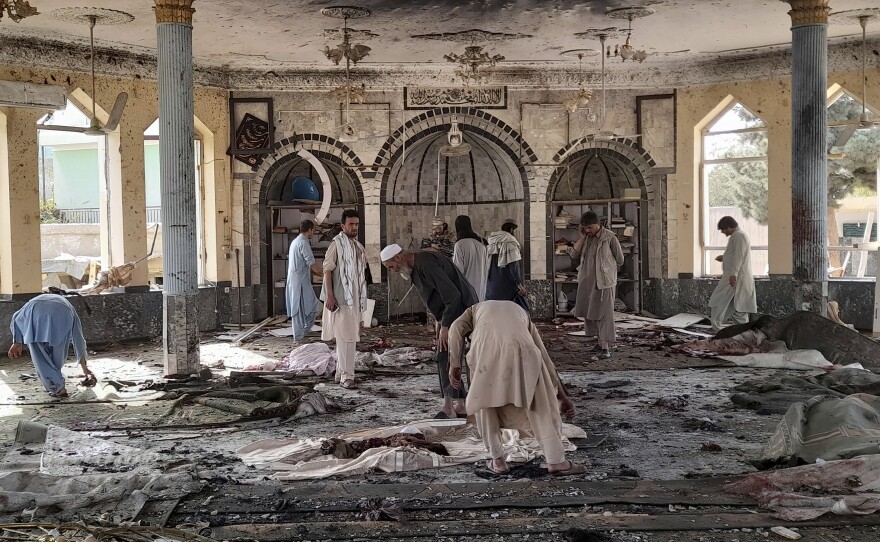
top-left (434, 411), bottom-right (451, 419)
top-left (549, 460), bottom-right (587, 476)
top-left (340, 380), bottom-right (357, 389)
top-left (81, 374), bottom-right (97, 387)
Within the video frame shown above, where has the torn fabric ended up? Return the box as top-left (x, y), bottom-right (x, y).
top-left (726, 455), bottom-right (880, 521)
top-left (236, 419), bottom-right (587, 480)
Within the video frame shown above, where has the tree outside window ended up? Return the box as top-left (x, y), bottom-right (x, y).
top-left (826, 91), bottom-right (880, 279)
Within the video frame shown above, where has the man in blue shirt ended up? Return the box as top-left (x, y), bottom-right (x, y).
top-left (286, 219), bottom-right (322, 342)
top-left (7, 294), bottom-right (95, 398)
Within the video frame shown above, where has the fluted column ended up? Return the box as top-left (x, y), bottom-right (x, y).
top-left (785, 0), bottom-right (829, 315)
top-left (154, 0), bottom-right (199, 374)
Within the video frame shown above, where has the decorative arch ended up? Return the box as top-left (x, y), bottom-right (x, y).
top-left (547, 137), bottom-right (656, 201)
top-left (547, 137), bottom-right (661, 280)
top-left (252, 134), bottom-right (366, 299)
top-left (373, 108), bottom-right (539, 316)
top-left (375, 107), bottom-right (538, 272)
top-left (255, 133), bottom-right (366, 206)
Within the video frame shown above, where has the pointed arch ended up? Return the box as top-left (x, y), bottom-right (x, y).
top-left (698, 96), bottom-right (769, 277)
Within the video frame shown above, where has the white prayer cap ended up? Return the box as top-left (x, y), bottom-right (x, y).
top-left (380, 244), bottom-right (403, 262)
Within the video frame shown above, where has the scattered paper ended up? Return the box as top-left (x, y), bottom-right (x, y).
top-left (656, 313), bottom-right (708, 328)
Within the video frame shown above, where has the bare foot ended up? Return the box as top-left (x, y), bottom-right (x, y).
top-left (487, 458), bottom-right (509, 474)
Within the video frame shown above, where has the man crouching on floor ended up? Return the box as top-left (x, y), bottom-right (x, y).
top-left (447, 300), bottom-right (586, 476)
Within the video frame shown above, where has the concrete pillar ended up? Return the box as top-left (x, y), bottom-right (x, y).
top-left (0, 108), bottom-right (43, 296)
top-left (154, 0), bottom-right (199, 374)
top-left (785, 0), bottom-right (829, 315)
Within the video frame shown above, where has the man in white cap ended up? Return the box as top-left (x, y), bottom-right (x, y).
top-left (321, 209), bottom-right (367, 389)
top-left (381, 244), bottom-right (478, 419)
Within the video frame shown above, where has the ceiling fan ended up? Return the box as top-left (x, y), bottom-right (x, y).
top-left (61, 13), bottom-right (129, 136)
top-left (829, 12), bottom-right (880, 148)
top-left (581, 33), bottom-right (641, 142)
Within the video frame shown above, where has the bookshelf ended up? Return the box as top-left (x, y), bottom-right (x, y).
top-left (550, 198), bottom-right (643, 316)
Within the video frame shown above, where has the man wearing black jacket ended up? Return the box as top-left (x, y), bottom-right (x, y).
top-left (381, 244), bottom-right (478, 419)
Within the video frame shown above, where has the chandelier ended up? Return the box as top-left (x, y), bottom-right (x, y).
top-left (322, 6), bottom-right (373, 142)
top-left (444, 45), bottom-right (504, 86)
top-left (607, 7), bottom-right (653, 63)
top-left (1, 0), bottom-right (39, 22)
top-left (561, 50), bottom-right (598, 114)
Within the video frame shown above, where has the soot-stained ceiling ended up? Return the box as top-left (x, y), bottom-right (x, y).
top-left (2, 0), bottom-right (879, 74)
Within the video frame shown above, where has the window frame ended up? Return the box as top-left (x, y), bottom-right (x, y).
top-left (700, 102), bottom-right (770, 277)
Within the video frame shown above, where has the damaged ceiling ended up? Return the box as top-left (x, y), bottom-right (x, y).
top-left (0, 0), bottom-right (878, 84)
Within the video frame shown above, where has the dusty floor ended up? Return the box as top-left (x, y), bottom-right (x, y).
top-left (1, 322), bottom-right (879, 540)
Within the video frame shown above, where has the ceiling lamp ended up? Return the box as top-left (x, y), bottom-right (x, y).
top-left (444, 45), bottom-right (504, 87)
top-left (607, 7), bottom-right (653, 63)
top-left (1, 0), bottom-right (39, 22)
top-left (321, 6), bottom-right (372, 143)
top-left (560, 49), bottom-right (598, 114)
top-left (439, 116), bottom-right (472, 157)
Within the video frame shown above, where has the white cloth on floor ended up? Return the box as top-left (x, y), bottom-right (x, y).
top-left (236, 419), bottom-right (586, 480)
top-left (285, 343), bottom-right (336, 375)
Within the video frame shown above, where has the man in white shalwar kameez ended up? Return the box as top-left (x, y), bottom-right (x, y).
top-left (7, 294), bottom-right (95, 397)
top-left (708, 216), bottom-right (757, 331)
top-left (448, 301), bottom-right (586, 476)
top-left (286, 219), bottom-right (322, 342)
top-left (321, 210), bottom-right (367, 389)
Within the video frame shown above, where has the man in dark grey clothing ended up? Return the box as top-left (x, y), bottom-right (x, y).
top-left (381, 244), bottom-right (478, 419)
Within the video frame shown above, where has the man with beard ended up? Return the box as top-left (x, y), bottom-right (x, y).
top-left (321, 210), bottom-right (367, 389)
top-left (569, 211), bottom-right (624, 360)
top-left (381, 244), bottom-right (478, 419)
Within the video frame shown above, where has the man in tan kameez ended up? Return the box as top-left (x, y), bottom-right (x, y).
top-left (321, 209), bottom-right (367, 389)
top-left (448, 300), bottom-right (586, 476)
top-left (569, 211), bottom-right (624, 360)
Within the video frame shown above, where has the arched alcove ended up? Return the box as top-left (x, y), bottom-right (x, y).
top-left (376, 108), bottom-right (536, 317)
top-left (547, 138), bottom-right (660, 310)
top-left (255, 136), bottom-right (366, 315)
top-left (550, 152), bottom-right (643, 201)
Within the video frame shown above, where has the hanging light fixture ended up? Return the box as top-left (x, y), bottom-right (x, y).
top-left (321, 6), bottom-right (372, 143)
top-left (439, 116), bottom-right (472, 157)
top-left (560, 49), bottom-right (598, 114)
top-left (443, 45), bottom-right (505, 87)
top-left (0, 0), bottom-right (39, 22)
top-left (606, 7), bottom-right (653, 63)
